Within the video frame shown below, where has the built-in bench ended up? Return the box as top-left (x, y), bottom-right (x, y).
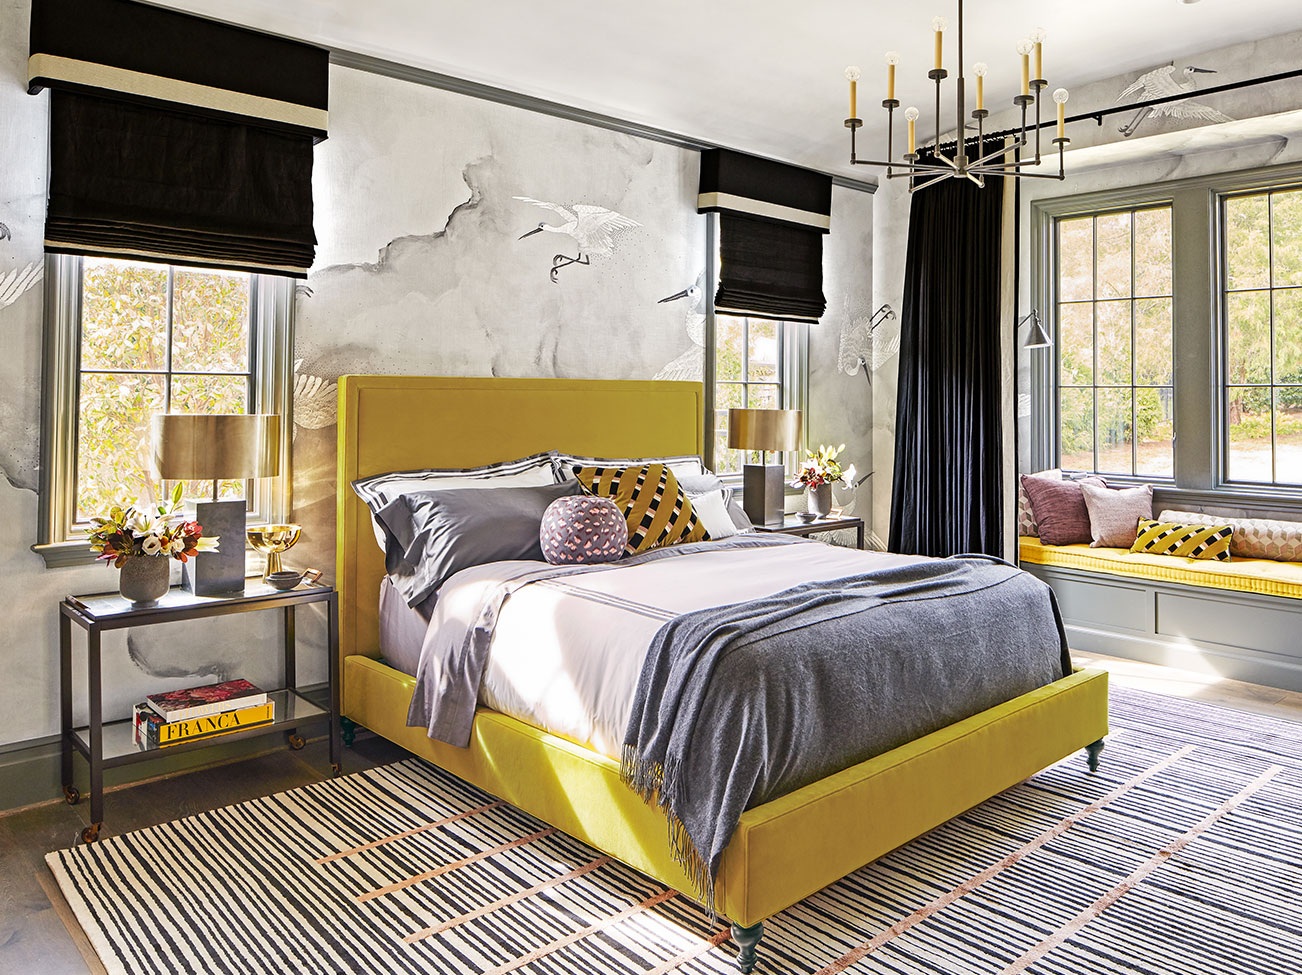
top-left (1019, 536), bottom-right (1302, 692)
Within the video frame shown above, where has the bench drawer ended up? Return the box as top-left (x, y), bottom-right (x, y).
top-left (1157, 592), bottom-right (1302, 659)
top-left (1045, 574), bottom-right (1154, 634)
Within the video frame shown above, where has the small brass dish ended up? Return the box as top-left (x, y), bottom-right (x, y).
top-left (247, 523), bottom-right (302, 581)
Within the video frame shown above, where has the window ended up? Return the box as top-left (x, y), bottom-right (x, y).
top-left (1055, 206), bottom-right (1174, 478)
top-left (710, 316), bottom-right (806, 474)
top-left (1222, 187), bottom-right (1302, 485)
top-left (37, 255), bottom-right (294, 565)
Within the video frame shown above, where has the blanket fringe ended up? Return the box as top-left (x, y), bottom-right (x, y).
top-left (621, 745), bottom-right (717, 918)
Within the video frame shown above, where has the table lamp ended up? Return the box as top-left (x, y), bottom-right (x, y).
top-left (728, 408), bottom-right (802, 527)
top-left (151, 413), bottom-right (281, 595)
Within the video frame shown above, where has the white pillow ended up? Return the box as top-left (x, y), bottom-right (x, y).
top-left (690, 489), bottom-right (738, 540)
top-left (553, 453), bottom-right (706, 482)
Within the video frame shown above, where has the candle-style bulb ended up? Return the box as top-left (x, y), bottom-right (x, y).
top-left (1016, 39), bottom-right (1033, 96)
top-left (1029, 27), bottom-right (1046, 79)
top-left (931, 16), bottom-right (946, 71)
top-left (973, 62), bottom-right (989, 77)
top-left (930, 16), bottom-right (947, 32)
top-left (1052, 87), bottom-right (1069, 104)
top-left (884, 51), bottom-right (900, 65)
top-left (905, 105), bottom-right (919, 153)
top-left (974, 62), bottom-right (988, 111)
top-left (845, 65), bottom-right (861, 119)
top-left (1053, 87), bottom-right (1069, 139)
top-left (884, 51), bottom-right (899, 101)
top-left (904, 106), bottom-right (920, 122)
top-left (844, 66), bottom-right (862, 81)
top-left (1015, 39), bottom-right (1035, 56)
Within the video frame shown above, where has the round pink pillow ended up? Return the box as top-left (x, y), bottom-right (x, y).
top-left (540, 495), bottom-right (628, 564)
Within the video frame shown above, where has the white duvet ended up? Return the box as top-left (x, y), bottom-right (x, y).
top-left (423, 538), bottom-right (927, 759)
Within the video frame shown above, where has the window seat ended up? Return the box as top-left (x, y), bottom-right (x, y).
top-left (1018, 536), bottom-right (1302, 600)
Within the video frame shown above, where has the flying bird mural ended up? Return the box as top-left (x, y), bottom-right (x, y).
top-left (514, 196), bottom-right (641, 282)
top-left (653, 272), bottom-right (707, 382)
top-left (0, 261), bottom-right (42, 310)
top-left (1116, 64), bottom-right (1232, 138)
top-left (292, 360), bottom-right (338, 437)
top-left (838, 304), bottom-right (899, 381)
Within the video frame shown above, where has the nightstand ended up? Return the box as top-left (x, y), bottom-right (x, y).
top-left (59, 581), bottom-right (340, 843)
top-left (753, 514), bottom-right (866, 549)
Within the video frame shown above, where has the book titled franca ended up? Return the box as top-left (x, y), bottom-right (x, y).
top-left (134, 700), bottom-right (275, 748)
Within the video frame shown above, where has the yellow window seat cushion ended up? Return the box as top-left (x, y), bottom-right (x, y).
top-left (1019, 535), bottom-right (1302, 599)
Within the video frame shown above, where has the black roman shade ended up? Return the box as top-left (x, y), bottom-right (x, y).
top-left (28, 0), bottom-right (328, 276)
top-left (697, 149), bottom-right (832, 323)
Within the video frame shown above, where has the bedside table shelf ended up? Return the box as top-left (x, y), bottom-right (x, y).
top-left (753, 514), bottom-right (865, 549)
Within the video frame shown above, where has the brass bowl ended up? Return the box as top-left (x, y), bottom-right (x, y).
top-left (246, 523), bottom-right (302, 581)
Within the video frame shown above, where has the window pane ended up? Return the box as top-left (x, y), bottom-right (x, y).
top-left (1271, 190), bottom-right (1302, 288)
top-left (747, 384), bottom-right (779, 410)
top-left (714, 385), bottom-right (745, 474)
top-left (1134, 208), bottom-right (1172, 297)
top-left (1058, 303), bottom-right (1093, 385)
top-left (1135, 387), bottom-right (1174, 477)
top-left (1276, 386), bottom-right (1302, 483)
top-left (747, 319), bottom-right (778, 381)
top-left (170, 374), bottom-right (249, 415)
top-left (80, 259), bottom-right (168, 371)
top-left (1134, 298), bottom-right (1172, 385)
top-left (1095, 212), bottom-right (1132, 300)
top-left (1226, 290), bottom-right (1271, 384)
top-left (1059, 387), bottom-right (1094, 472)
top-left (715, 317), bottom-right (744, 381)
top-left (171, 269), bottom-right (251, 373)
top-left (1096, 387), bottom-right (1133, 474)
top-left (1273, 288), bottom-right (1302, 384)
top-left (1226, 386), bottom-right (1272, 482)
top-left (1096, 300), bottom-right (1131, 386)
top-left (76, 373), bottom-right (166, 520)
top-left (1057, 217), bottom-right (1093, 301)
top-left (1225, 194), bottom-right (1271, 291)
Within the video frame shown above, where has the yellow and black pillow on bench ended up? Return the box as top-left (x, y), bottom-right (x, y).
top-left (1130, 518), bottom-right (1234, 562)
top-left (572, 463), bottom-right (707, 555)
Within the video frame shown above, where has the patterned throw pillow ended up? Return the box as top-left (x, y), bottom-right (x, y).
top-left (572, 463), bottom-right (707, 554)
top-left (539, 496), bottom-right (628, 564)
top-left (1131, 519), bottom-right (1234, 562)
top-left (1161, 509), bottom-right (1302, 562)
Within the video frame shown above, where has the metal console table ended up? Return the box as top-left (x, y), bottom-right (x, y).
top-left (59, 582), bottom-right (340, 843)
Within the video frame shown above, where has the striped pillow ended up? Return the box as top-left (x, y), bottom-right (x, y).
top-left (572, 463), bottom-right (707, 554)
top-left (1130, 519), bottom-right (1234, 562)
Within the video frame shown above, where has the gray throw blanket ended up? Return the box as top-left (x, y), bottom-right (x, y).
top-left (621, 556), bottom-right (1071, 912)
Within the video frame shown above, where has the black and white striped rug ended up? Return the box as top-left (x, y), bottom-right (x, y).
top-left (48, 686), bottom-right (1302, 974)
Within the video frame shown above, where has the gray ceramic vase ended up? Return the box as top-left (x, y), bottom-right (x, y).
top-left (808, 483), bottom-right (834, 518)
top-left (119, 556), bottom-right (171, 606)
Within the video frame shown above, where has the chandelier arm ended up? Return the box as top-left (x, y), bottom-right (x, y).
top-left (970, 166), bottom-right (1066, 180)
top-left (854, 159), bottom-right (954, 172)
top-left (909, 170), bottom-right (956, 193)
top-left (968, 140), bottom-right (1027, 168)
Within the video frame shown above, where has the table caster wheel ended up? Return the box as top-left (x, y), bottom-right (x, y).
top-left (330, 762), bottom-right (341, 777)
top-left (63, 785), bottom-right (81, 805)
top-left (81, 823), bottom-right (100, 844)
top-left (288, 733), bottom-right (306, 750)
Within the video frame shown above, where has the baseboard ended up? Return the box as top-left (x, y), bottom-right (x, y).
top-left (0, 683), bottom-right (331, 814)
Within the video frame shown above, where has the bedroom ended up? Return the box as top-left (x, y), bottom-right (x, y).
top-left (0, 0), bottom-right (1300, 972)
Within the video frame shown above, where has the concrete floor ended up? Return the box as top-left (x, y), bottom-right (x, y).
top-left (2, 659), bottom-right (1300, 975)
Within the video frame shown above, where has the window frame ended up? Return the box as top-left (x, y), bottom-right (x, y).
top-left (1029, 160), bottom-right (1302, 515)
top-left (34, 253), bottom-right (295, 567)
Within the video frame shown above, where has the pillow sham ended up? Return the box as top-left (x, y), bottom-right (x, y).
top-left (1081, 482), bottom-right (1153, 548)
top-left (1017, 468), bottom-right (1062, 537)
top-left (539, 496), bottom-right (628, 564)
top-left (553, 453), bottom-right (705, 483)
top-left (572, 463), bottom-right (707, 554)
top-left (1160, 509), bottom-right (1302, 562)
top-left (352, 452), bottom-right (558, 553)
top-left (1131, 518), bottom-right (1233, 562)
top-left (676, 473), bottom-right (740, 539)
top-left (1020, 473), bottom-right (1105, 546)
top-left (377, 480), bottom-right (582, 607)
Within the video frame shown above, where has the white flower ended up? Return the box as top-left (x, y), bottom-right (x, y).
top-left (128, 509), bottom-right (153, 535)
top-left (141, 534), bottom-right (164, 556)
top-left (169, 536), bottom-right (187, 554)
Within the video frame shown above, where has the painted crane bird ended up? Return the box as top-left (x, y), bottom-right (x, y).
top-left (653, 272), bottom-right (708, 381)
top-left (514, 196), bottom-right (641, 282)
top-left (1116, 64), bottom-right (1231, 138)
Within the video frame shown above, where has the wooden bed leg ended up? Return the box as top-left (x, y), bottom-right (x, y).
top-left (1085, 738), bottom-right (1104, 772)
top-left (731, 920), bottom-right (763, 973)
top-left (341, 717), bottom-right (357, 749)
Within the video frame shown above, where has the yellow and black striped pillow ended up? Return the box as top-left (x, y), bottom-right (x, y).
top-left (1130, 518), bottom-right (1234, 562)
top-left (572, 463), bottom-right (707, 555)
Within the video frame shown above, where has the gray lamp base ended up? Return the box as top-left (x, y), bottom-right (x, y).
top-left (742, 464), bottom-right (786, 528)
top-left (182, 499), bottom-right (247, 596)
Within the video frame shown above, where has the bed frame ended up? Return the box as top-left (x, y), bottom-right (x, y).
top-left (335, 375), bottom-right (1109, 971)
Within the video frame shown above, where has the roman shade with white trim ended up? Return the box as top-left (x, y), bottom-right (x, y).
top-left (697, 149), bottom-right (832, 323)
top-left (28, 0), bottom-right (328, 276)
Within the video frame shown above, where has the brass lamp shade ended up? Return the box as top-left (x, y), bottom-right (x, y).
top-left (151, 414), bottom-right (281, 480)
top-left (728, 408), bottom-right (802, 452)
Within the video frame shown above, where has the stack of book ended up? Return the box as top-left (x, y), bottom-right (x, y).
top-left (133, 679), bottom-right (274, 749)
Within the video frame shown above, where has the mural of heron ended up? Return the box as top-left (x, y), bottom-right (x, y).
top-left (1116, 64), bottom-right (1231, 138)
top-left (653, 272), bottom-right (707, 381)
top-left (514, 196), bottom-right (641, 282)
top-left (838, 303), bottom-right (899, 382)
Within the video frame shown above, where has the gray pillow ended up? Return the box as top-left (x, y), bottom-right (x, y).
top-left (1081, 482), bottom-right (1154, 548)
top-left (377, 480), bottom-right (582, 607)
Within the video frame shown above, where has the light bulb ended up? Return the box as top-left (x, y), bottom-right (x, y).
top-left (1029, 27), bottom-right (1047, 44)
top-left (930, 16), bottom-right (947, 31)
top-left (904, 106), bottom-right (920, 122)
top-left (884, 51), bottom-right (900, 65)
top-left (1016, 38), bottom-right (1035, 56)
top-left (1053, 87), bottom-right (1070, 104)
top-left (973, 62), bottom-right (988, 77)
top-left (844, 65), bottom-right (862, 81)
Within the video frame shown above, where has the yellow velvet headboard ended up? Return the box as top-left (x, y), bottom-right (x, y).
top-left (335, 376), bottom-right (705, 676)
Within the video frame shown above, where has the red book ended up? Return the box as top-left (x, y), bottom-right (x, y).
top-left (145, 679), bottom-right (267, 722)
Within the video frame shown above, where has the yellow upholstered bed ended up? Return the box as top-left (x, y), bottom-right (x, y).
top-left (336, 375), bottom-right (1109, 967)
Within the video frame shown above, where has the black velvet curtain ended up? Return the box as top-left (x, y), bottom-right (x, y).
top-left (888, 168), bottom-right (1005, 557)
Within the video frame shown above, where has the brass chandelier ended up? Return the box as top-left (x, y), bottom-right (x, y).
top-left (842, 0), bottom-right (1071, 190)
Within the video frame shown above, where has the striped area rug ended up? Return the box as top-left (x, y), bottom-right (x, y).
top-left (48, 686), bottom-right (1302, 975)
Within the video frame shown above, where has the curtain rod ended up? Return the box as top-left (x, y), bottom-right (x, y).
top-left (934, 67), bottom-right (1302, 152)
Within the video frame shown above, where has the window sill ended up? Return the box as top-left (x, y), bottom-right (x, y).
top-left (1152, 485), bottom-right (1302, 518)
top-left (31, 540), bottom-right (101, 568)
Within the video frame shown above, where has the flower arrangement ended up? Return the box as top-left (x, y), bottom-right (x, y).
top-left (87, 484), bottom-right (219, 567)
top-left (791, 443), bottom-right (857, 489)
